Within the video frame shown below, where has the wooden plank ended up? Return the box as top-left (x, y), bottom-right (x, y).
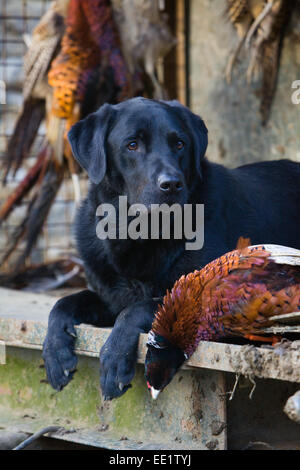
top-left (262, 326), bottom-right (300, 334)
top-left (1, 287), bottom-right (300, 383)
top-left (0, 287), bottom-right (56, 322)
top-left (269, 312), bottom-right (300, 324)
top-left (1, 315), bottom-right (300, 384)
top-left (262, 312), bottom-right (300, 333)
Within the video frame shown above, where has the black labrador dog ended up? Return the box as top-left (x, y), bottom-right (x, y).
top-left (43, 97), bottom-right (300, 399)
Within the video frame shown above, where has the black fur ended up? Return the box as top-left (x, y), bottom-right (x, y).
top-left (42, 97), bottom-right (300, 399)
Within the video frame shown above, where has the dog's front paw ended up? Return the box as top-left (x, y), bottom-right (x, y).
top-left (42, 318), bottom-right (78, 391)
top-left (99, 326), bottom-right (139, 400)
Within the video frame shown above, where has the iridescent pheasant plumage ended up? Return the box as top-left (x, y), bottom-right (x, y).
top-left (152, 244), bottom-right (300, 357)
top-left (49, 0), bottom-right (131, 125)
top-left (145, 244), bottom-right (300, 398)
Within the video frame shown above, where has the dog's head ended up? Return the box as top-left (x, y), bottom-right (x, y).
top-left (68, 97), bottom-right (208, 208)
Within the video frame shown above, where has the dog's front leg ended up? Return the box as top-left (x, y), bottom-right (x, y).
top-left (99, 299), bottom-right (158, 400)
top-left (43, 289), bottom-right (114, 391)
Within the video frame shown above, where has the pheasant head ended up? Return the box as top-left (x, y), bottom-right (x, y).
top-left (145, 270), bottom-right (206, 399)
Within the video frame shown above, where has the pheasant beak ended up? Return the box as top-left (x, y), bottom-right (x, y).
top-left (150, 387), bottom-right (161, 400)
top-left (147, 381), bottom-right (161, 400)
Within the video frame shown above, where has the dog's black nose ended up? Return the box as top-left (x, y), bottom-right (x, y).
top-left (158, 174), bottom-right (184, 194)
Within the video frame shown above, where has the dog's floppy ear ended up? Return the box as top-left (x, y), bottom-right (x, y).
top-left (68, 103), bottom-right (113, 185)
top-left (163, 100), bottom-right (208, 179)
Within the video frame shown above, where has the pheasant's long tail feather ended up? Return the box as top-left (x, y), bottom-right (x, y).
top-left (0, 191), bottom-right (39, 266)
top-left (23, 0), bottom-right (67, 99)
top-left (0, 146), bottom-right (48, 226)
top-left (23, 36), bottom-right (61, 101)
top-left (260, 36), bottom-right (281, 125)
top-left (13, 160), bottom-right (64, 271)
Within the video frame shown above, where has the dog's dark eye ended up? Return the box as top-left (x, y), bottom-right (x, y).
top-left (127, 141), bottom-right (138, 151)
top-left (176, 140), bottom-right (184, 150)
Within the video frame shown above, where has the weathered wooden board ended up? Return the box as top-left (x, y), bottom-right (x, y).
top-left (1, 287), bottom-right (300, 383)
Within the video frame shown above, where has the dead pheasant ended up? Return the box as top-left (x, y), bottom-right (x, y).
top-left (145, 244), bottom-right (300, 399)
top-left (113, 0), bottom-right (176, 99)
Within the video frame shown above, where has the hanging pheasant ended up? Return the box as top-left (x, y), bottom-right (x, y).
top-left (226, 0), bottom-right (295, 124)
top-left (47, 0), bottom-right (132, 164)
top-left (0, 0), bottom-right (68, 269)
top-left (145, 244), bottom-right (300, 399)
top-left (1, 0), bottom-right (68, 185)
top-left (0, 0), bottom-right (131, 271)
top-left (112, 0), bottom-right (176, 99)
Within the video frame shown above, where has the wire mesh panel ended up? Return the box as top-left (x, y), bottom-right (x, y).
top-left (0, 0), bottom-right (88, 269)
